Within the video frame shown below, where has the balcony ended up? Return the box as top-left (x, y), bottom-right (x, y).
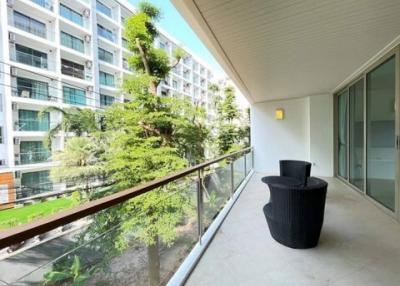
top-left (0, 149), bottom-right (252, 285)
top-left (61, 59), bottom-right (85, 80)
top-left (11, 49), bottom-right (48, 70)
top-left (30, 0), bottom-right (54, 11)
top-left (19, 150), bottom-right (51, 165)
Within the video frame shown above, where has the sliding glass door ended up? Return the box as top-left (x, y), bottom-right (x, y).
top-left (349, 79), bottom-right (364, 191)
top-left (338, 90), bottom-right (348, 179)
top-left (336, 52), bottom-right (398, 214)
top-left (366, 56), bottom-right (396, 211)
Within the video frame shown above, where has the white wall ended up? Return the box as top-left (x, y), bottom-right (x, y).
top-left (251, 94), bottom-right (334, 177)
top-left (309, 94), bottom-right (334, 176)
top-left (251, 97), bottom-right (310, 174)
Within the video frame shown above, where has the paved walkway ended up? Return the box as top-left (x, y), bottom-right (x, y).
top-left (186, 173), bottom-right (400, 286)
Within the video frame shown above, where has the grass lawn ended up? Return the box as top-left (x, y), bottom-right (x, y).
top-left (0, 198), bottom-right (75, 230)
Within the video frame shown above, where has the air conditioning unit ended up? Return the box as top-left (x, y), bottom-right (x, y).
top-left (14, 170), bottom-right (21, 178)
top-left (7, 0), bottom-right (15, 8)
top-left (85, 61), bottom-right (92, 69)
top-left (10, 67), bottom-right (18, 77)
top-left (14, 138), bottom-right (20, 145)
top-left (0, 159), bottom-right (5, 166)
top-left (21, 90), bottom-right (30, 98)
top-left (8, 32), bottom-right (16, 43)
top-left (12, 102), bottom-right (18, 110)
top-left (14, 155), bottom-right (20, 166)
top-left (86, 86), bottom-right (93, 92)
top-left (83, 9), bottom-right (90, 18)
top-left (84, 35), bottom-right (91, 43)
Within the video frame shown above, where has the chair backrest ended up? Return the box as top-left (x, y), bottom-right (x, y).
top-left (279, 160), bottom-right (311, 185)
top-left (268, 177), bottom-right (328, 224)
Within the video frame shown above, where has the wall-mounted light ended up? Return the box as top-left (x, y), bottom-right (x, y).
top-left (275, 108), bottom-right (285, 120)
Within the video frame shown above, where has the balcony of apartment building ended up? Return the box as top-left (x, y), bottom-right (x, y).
top-left (98, 45), bottom-right (121, 74)
top-left (59, 22), bottom-right (92, 59)
top-left (96, 0), bottom-right (119, 26)
top-left (14, 139), bottom-right (51, 166)
top-left (59, 0), bottom-right (91, 32)
top-left (99, 69), bottom-right (119, 93)
top-left (7, 6), bottom-right (56, 48)
top-left (60, 57), bottom-right (93, 88)
top-left (7, 0), bottom-right (55, 20)
top-left (10, 68), bottom-right (61, 106)
top-left (3, 1), bottom-right (400, 286)
top-left (9, 37), bottom-right (57, 79)
top-left (97, 23), bottom-right (118, 49)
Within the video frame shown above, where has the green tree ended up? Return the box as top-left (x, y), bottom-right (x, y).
top-left (93, 2), bottom-right (208, 285)
top-left (39, 107), bottom-right (100, 149)
top-left (215, 86), bottom-right (244, 154)
top-left (50, 136), bottom-right (105, 198)
top-left (124, 1), bottom-right (184, 95)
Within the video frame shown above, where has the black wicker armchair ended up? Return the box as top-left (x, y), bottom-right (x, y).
top-left (279, 160), bottom-right (311, 186)
top-left (263, 177), bottom-right (328, 249)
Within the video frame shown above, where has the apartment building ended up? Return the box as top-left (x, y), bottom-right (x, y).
top-left (0, 0), bottom-right (216, 207)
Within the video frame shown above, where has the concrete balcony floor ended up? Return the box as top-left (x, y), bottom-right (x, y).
top-left (186, 173), bottom-right (400, 286)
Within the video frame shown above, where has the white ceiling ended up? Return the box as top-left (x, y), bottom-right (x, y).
top-left (172, 0), bottom-right (400, 103)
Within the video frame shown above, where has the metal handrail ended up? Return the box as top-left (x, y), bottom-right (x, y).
top-left (0, 147), bottom-right (252, 249)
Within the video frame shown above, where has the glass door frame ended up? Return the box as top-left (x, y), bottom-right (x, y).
top-left (334, 47), bottom-right (400, 219)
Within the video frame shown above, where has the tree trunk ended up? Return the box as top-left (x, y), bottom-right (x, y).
top-left (147, 236), bottom-right (160, 286)
top-left (135, 38), bottom-right (158, 95)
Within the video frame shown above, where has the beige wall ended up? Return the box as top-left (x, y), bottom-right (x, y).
top-left (251, 94), bottom-right (334, 177)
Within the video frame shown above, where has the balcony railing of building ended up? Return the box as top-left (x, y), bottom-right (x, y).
top-left (0, 147), bottom-right (253, 286)
top-left (18, 150), bottom-right (51, 165)
top-left (11, 50), bottom-right (48, 69)
top-left (61, 61), bottom-right (85, 80)
top-left (11, 11), bottom-right (48, 39)
top-left (30, 0), bottom-right (54, 11)
top-left (14, 118), bottom-right (50, 132)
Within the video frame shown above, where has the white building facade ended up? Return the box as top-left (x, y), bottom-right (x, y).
top-left (0, 0), bottom-right (216, 207)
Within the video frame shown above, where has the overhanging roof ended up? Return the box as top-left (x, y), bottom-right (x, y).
top-left (172, 0), bottom-right (400, 103)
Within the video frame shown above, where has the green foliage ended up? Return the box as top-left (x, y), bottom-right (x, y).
top-left (40, 107), bottom-right (100, 149)
top-left (214, 86), bottom-right (246, 154)
top-left (51, 136), bottom-right (105, 196)
top-left (43, 255), bottom-right (97, 286)
top-left (124, 1), bottom-right (185, 91)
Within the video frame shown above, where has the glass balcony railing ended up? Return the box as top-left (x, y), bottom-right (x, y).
top-left (12, 50), bottom-right (48, 69)
top-left (13, 13), bottom-right (47, 38)
top-left (0, 148), bottom-right (253, 286)
top-left (19, 150), bottom-right (51, 165)
top-left (15, 119), bottom-right (50, 132)
top-left (31, 0), bottom-right (53, 11)
top-left (61, 64), bottom-right (85, 79)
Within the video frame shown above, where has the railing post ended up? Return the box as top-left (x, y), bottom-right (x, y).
top-left (244, 151), bottom-right (247, 176)
top-left (196, 168), bottom-right (204, 243)
top-left (230, 160), bottom-right (235, 196)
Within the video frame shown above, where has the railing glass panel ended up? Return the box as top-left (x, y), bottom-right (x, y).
top-left (0, 149), bottom-right (253, 286)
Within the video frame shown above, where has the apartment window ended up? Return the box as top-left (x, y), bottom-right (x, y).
top-left (15, 44), bottom-right (48, 69)
top-left (16, 77), bottom-right (49, 100)
top-left (63, 86), bottom-right (86, 106)
top-left (122, 38), bottom-right (128, 49)
top-left (19, 141), bottom-right (50, 165)
top-left (121, 16), bottom-right (126, 24)
top-left (13, 11), bottom-right (46, 38)
top-left (100, 94), bottom-right (114, 107)
top-left (98, 48), bottom-right (113, 64)
top-left (172, 80), bottom-right (178, 89)
top-left (97, 24), bottom-right (115, 42)
top-left (61, 32), bottom-right (84, 53)
top-left (18, 110), bottom-right (49, 131)
top-left (99, 71), bottom-right (115, 87)
top-left (61, 59), bottom-right (84, 79)
top-left (60, 4), bottom-right (83, 26)
top-left (20, 170), bottom-right (52, 199)
top-left (96, 1), bottom-right (112, 18)
top-left (0, 127), bottom-right (3, 144)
